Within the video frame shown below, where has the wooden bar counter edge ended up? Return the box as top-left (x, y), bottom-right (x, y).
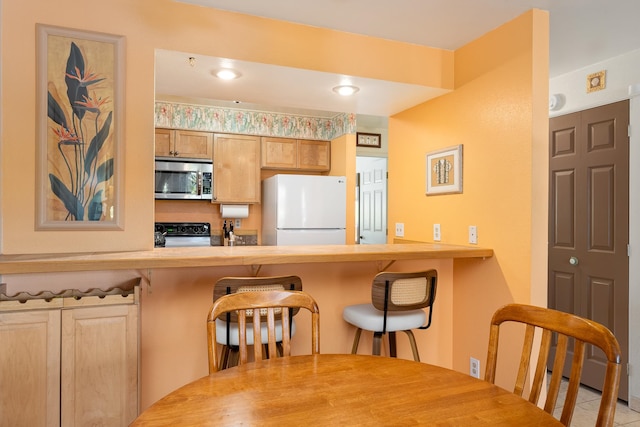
top-left (0, 243), bottom-right (493, 275)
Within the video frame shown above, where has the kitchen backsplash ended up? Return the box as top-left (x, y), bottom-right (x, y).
top-left (155, 101), bottom-right (356, 140)
top-left (210, 230), bottom-right (258, 246)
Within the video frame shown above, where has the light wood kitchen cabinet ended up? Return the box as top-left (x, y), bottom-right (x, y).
top-left (298, 139), bottom-right (331, 171)
top-left (0, 308), bottom-right (62, 426)
top-left (155, 128), bottom-right (213, 159)
top-left (61, 301), bottom-right (139, 426)
top-left (213, 134), bottom-right (261, 203)
top-left (261, 137), bottom-right (330, 171)
top-left (0, 291), bottom-right (139, 427)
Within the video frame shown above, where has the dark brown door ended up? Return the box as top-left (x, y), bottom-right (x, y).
top-left (548, 100), bottom-right (629, 401)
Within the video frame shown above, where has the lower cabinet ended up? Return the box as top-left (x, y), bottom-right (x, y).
top-left (0, 293), bottom-right (139, 427)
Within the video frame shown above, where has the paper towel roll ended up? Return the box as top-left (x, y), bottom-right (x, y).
top-left (220, 204), bottom-right (249, 219)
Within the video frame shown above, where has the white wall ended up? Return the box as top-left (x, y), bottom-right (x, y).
top-left (550, 49), bottom-right (640, 410)
top-left (355, 114), bottom-right (388, 157)
top-left (549, 48), bottom-right (640, 117)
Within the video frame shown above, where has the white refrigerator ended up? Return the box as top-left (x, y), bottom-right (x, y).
top-left (262, 174), bottom-right (346, 245)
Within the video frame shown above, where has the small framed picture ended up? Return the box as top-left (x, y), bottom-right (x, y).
top-left (426, 145), bottom-right (463, 195)
top-left (586, 70), bottom-right (606, 93)
top-left (356, 132), bottom-right (381, 148)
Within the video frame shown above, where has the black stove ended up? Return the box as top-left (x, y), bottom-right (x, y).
top-left (155, 222), bottom-right (211, 247)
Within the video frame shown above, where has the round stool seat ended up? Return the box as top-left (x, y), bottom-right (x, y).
top-left (343, 304), bottom-right (426, 332)
top-left (216, 319), bottom-right (296, 346)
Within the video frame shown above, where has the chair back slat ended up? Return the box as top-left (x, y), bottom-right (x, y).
top-left (560, 341), bottom-right (586, 425)
top-left (544, 334), bottom-right (569, 413)
top-left (238, 310), bottom-right (248, 364)
top-left (485, 303), bottom-right (621, 427)
top-left (207, 289), bottom-right (320, 373)
top-left (280, 307), bottom-right (291, 356)
top-left (529, 329), bottom-right (552, 404)
top-left (514, 324), bottom-right (536, 396)
top-left (266, 307), bottom-right (277, 358)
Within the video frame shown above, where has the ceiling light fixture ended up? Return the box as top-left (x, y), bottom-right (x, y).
top-left (333, 85), bottom-right (359, 96)
top-left (215, 69), bottom-right (240, 80)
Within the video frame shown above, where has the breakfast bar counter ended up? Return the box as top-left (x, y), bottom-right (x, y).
top-left (0, 243), bottom-right (492, 274)
top-left (0, 243), bottom-right (493, 410)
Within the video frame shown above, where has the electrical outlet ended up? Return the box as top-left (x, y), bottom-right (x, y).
top-left (395, 223), bottom-right (404, 237)
top-left (234, 219), bottom-right (241, 228)
top-left (470, 357), bottom-right (480, 379)
top-left (469, 225), bottom-right (478, 244)
top-left (433, 224), bottom-right (441, 241)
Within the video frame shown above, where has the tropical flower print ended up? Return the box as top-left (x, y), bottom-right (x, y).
top-left (47, 42), bottom-right (114, 221)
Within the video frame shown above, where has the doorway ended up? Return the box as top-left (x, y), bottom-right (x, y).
top-left (548, 100), bottom-right (629, 400)
top-left (356, 156), bottom-right (388, 244)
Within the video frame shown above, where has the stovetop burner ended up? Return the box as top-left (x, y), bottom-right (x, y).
top-left (155, 222), bottom-right (211, 247)
top-left (155, 222), bottom-right (211, 237)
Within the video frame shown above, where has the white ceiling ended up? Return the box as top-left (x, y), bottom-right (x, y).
top-left (157, 0), bottom-right (640, 117)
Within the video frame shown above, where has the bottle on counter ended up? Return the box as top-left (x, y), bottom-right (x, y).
top-left (222, 221), bottom-right (229, 246)
top-left (229, 222), bottom-right (235, 246)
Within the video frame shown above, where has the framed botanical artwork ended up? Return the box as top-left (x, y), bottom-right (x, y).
top-left (426, 145), bottom-right (463, 195)
top-left (356, 132), bottom-right (381, 148)
top-left (36, 25), bottom-right (125, 229)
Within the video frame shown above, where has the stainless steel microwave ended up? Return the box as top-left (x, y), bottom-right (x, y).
top-left (154, 159), bottom-right (213, 200)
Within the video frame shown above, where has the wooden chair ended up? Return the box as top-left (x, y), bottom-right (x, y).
top-left (342, 270), bottom-right (437, 361)
top-left (485, 303), bottom-right (621, 427)
top-left (207, 289), bottom-right (320, 373)
top-left (212, 276), bottom-right (304, 370)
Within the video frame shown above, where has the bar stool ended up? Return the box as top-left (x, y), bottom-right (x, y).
top-left (342, 270), bottom-right (437, 361)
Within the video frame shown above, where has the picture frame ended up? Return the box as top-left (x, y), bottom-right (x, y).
top-left (586, 70), bottom-right (606, 93)
top-left (36, 25), bottom-right (125, 230)
top-left (356, 132), bottom-right (381, 148)
top-left (426, 144), bottom-right (463, 195)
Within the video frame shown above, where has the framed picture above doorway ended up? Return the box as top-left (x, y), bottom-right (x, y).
top-left (356, 132), bottom-right (381, 148)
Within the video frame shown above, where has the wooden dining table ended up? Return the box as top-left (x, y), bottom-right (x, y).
top-left (131, 354), bottom-right (563, 426)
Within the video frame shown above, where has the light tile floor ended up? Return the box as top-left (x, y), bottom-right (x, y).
top-left (550, 378), bottom-right (640, 426)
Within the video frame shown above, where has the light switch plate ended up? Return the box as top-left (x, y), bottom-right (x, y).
top-left (395, 223), bottom-right (404, 237)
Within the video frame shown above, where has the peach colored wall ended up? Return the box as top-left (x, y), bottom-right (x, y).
top-left (0, 0), bottom-right (452, 255)
top-left (328, 134), bottom-right (357, 244)
top-left (1, 0), bottom-right (548, 409)
top-left (387, 10), bottom-right (549, 387)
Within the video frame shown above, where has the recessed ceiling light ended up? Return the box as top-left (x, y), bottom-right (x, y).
top-left (215, 69), bottom-right (240, 80)
top-left (333, 85), bottom-right (359, 96)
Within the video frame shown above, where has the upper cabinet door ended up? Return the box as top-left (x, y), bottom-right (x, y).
top-left (154, 128), bottom-right (174, 157)
top-left (213, 134), bottom-right (261, 203)
top-left (298, 140), bottom-right (330, 171)
top-left (155, 129), bottom-right (213, 159)
top-left (174, 130), bottom-right (213, 159)
top-left (261, 137), bottom-right (330, 172)
top-left (261, 137), bottom-right (297, 169)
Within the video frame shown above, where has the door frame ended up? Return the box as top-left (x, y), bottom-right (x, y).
top-left (628, 93), bottom-right (640, 411)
